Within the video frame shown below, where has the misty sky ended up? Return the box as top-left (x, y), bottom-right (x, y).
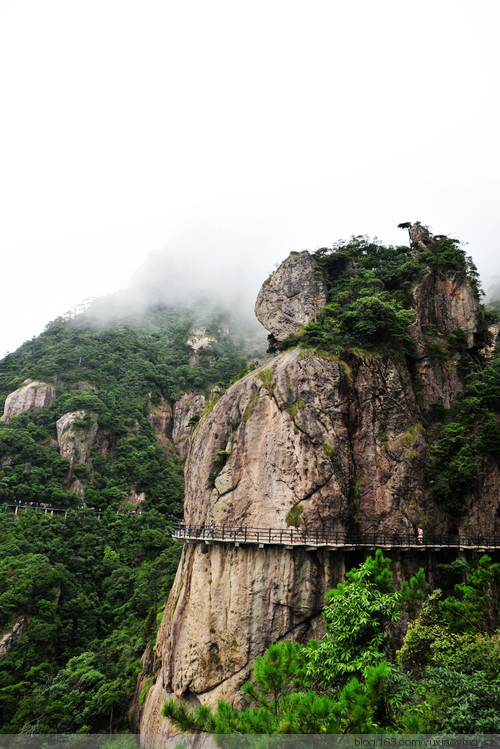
top-left (1, 0), bottom-right (499, 356)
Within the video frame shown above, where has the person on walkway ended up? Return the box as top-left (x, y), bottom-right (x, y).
top-left (392, 527), bottom-right (400, 544)
top-left (417, 527), bottom-right (423, 545)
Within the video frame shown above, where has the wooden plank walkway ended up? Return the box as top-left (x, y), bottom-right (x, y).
top-left (172, 522), bottom-right (500, 551)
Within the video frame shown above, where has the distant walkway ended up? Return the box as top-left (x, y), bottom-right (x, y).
top-left (1, 501), bottom-right (143, 520)
top-left (172, 522), bottom-right (500, 551)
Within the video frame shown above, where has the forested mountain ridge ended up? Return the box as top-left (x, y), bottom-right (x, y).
top-left (0, 302), bottom-right (265, 514)
top-left (0, 295), bottom-right (266, 734)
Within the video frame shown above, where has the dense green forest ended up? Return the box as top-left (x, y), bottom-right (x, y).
top-left (0, 507), bottom-right (180, 733)
top-left (164, 551), bottom-right (500, 734)
top-left (0, 304), bottom-right (251, 513)
top-left (0, 300), bottom-right (260, 733)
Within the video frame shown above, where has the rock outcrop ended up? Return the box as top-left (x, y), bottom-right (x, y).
top-left (0, 380), bottom-right (56, 422)
top-left (56, 411), bottom-right (99, 493)
top-left (254, 252), bottom-right (327, 341)
top-left (408, 269), bottom-right (483, 410)
top-left (172, 394), bottom-right (206, 459)
top-left (148, 395), bottom-right (206, 460)
top-left (138, 247), bottom-right (493, 741)
top-left (0, 619), bottom-right (27, 658)
top-left (138, 349), bottom-right (451, 738)
top-left (148, 401), bottom-right (173, 451)
top-left (187, 328), bottom-right (216, 366)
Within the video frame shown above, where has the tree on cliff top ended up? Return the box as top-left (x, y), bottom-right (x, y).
top-left (278, 229), bottom-right (482, 356)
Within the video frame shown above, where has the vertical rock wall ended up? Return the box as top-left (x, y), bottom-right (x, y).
top-left (138, 251), bottom-right (493, 741)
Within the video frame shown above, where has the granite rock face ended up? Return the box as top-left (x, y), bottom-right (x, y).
top-left (0, 380), bottom-right (56, 422)
top-left (56, 410), bottom-right (99, 466)
top-left (172, 393), bottom-right (206, 459)
top-left (254, 253), bottom-right (328, 341)
top-left (138, 253), bottom-right (491, 741)
top-left (138, 351), bottom-right (449, 739)
top-left (408, 270), bottom-right (483, 410)
top-left (183, 350), bottom-right (439, 535)
top-left (147, 394), bottom-right (206, 460)
top-left (148, 401), bottom-right (173, 451)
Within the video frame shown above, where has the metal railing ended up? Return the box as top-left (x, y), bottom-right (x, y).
top-left (172, 522), bottom-right (500, 550)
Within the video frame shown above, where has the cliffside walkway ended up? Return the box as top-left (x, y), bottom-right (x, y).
top-left (1, 501), bottom-right (141, 520)
top-left (172, 522), bottom-right (500, 551)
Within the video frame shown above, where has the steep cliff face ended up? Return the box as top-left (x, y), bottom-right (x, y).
top-left (139, 245), bottom-right (492, 740)
top-left (172, 393), bottom-right (206, 459)
top-left (56, 410), bottom-right (99, 465)
top-left (138, 350), bottom-right (448, 738)
top-left (0, 380), bottom-right (56, 422)
top-left (408, 269), bottom-right (483, 410)
top-left (147, 394), bottom-right (206, 460)
top-left (183, 350), bottom-right (440, 535)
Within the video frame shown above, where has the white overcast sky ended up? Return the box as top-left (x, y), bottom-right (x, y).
top-left (0, 0), bottom-right (499, 356)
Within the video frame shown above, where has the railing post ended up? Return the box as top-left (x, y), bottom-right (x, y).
top-left (269, 528), bottom-right (271, 543)
top-left (245, 527), bottom-right (247, 542)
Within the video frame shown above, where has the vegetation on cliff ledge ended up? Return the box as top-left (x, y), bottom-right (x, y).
top-left (275, 231), bottom-right (481, 356)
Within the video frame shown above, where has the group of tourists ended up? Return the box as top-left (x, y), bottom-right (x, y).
top-left (392, 527), bottom-right (424, 544)
top-left (7, 499), bottom-right (56, 509)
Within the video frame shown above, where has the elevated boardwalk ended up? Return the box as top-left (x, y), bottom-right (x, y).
top-left (172, 522), bottom-right (500, 551)
top-left (0, 501), bottom-right (104, 518)
top-left (0, 501), bottom-right (141, 520)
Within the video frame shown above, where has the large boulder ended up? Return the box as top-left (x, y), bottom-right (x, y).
top-left (0, 380), bottom-right (56, 422)
top-left (254, 252), bottom-right (327, 341)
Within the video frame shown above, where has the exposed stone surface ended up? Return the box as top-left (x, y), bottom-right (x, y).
top-left (148, 401), bottom-right (173, 451)
top-left (408, 269), bottom-right (484, 410)
top-left (0, 380), bottom-right (56, 422)
top-left (139, 543), bottom-right (347, 740)
top-left (56, 411), bottom-right (99, 468)
top-left (254, 252), bottom-right (327, 341)
top-left (121, 487), bottom-right (146, 510)
top-left (183, 351), bottom-right (439, 535)
top-left (138, 260), bottom-right (492, 741)
top-left (408, 223), bottom-right (434, 249)
top-left (481, 324), bottom-right (500, 357)
top-left (172, 393), bottom-right (206, 459)
top-left (0, 619), bottom-right (27, 658)
top-left (410, 270), bottom-right (482, 350)
top-left (462, 455), bottom-right (500, 536)
top-left (138, 350), bottom-right (451, 738)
